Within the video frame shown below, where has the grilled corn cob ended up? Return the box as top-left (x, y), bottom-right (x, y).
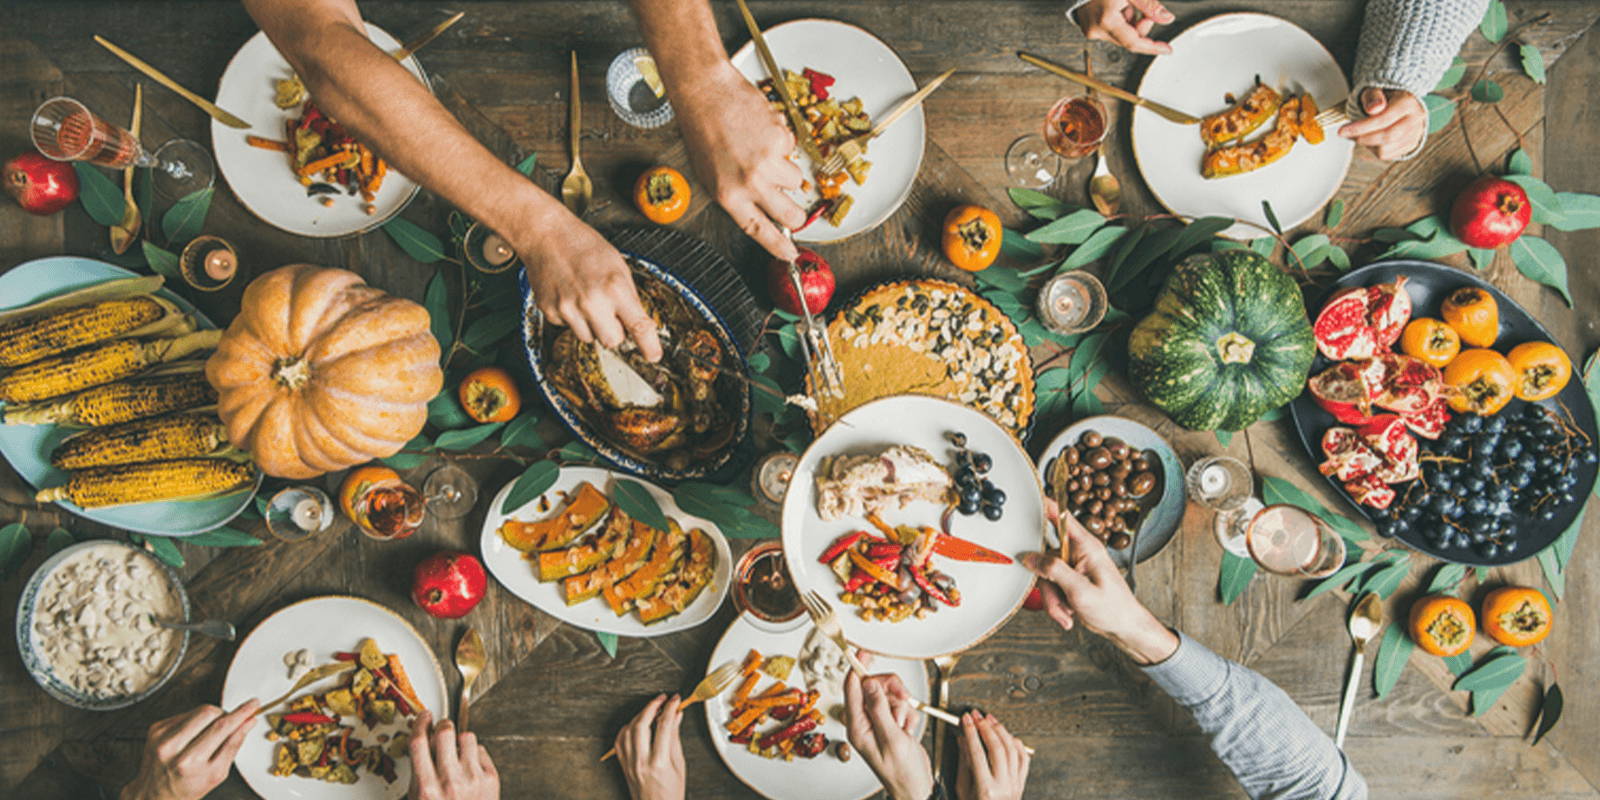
top-left (0, 329), bottom-right (221, 404)
top-left (0, 296), bottom-right (167, 367)
top-left (51, 413), bottom-right (230, 469)
top-left (36, 458), bottom-right (255, 508)
top-left (2, 371), bottom-right (218, 426)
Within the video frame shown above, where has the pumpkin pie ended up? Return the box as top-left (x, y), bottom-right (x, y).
top-left (807, 279), bottom-right (1035, 435)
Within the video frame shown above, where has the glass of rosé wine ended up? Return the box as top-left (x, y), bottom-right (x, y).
top-left (30, 96), bottom-right (213, 198)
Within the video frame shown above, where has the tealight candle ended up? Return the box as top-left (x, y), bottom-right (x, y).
top-left (203, 247), bottom-right (237, 282)
top-left (753, 452), bottom-right (799, 506)
top-left (480, 233), bottom-right (515, 266)
top-left (290, 497), bottom-right (323, 532)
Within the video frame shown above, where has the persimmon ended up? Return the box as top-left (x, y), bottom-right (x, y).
top-left (1443, 348), bottom-right (1516, 415)
top-left (1408, 594), bottom-right (1475, 656)
top-left (339, 464), bottom-right (402, 524)
top-left (634, 166), bottom-right (690, 224)
top-left (1505, 341), bottom-right (1571, 402)
top-left (941, 204), bottom-right (1002, 271)
top-left (458, 366), bottom-right (522, 423)
top-left (1440, 287), bottom-right (1499, 347)
top-left (1481, 586), bottom-right (1553, 647)
top-left (1399, 318), bottom-right (1460, 368)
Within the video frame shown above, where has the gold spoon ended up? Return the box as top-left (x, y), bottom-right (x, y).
top-left (455, 627), bottom-right (486, 731)
top-left (109, 83), bottom-right (143, 254)
top-left (1088, 147), bottom-right (1121, 216)
top-left (559, 50), bottom-right (592, 216)
top-left (930, 652), bottom-right (962, 781)
top-left (1335, 592), bottom-right (1384, 748)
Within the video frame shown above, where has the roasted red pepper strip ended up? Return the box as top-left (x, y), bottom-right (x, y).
top-left (848, 548), bottom-right (900, 588)
top-left (910, 564), bottom-right (958, 607)
top-left (842, 567), bottom-right (873, 593)
top-left (757, 715), bottom-right (820, 750)
top-left (333, 652), bottom-right (357, 661)
top-left (865, 542), bottom-right (903, 560)
top-left (795, 200), bottom-right (832, 233)
top-left (819, 532), bottom-right (865, 564)
top-left (802, 68), bottom-right (835, 101)
top-left (931, 534), bottom-right (1014, 564)
top-left (282, 711), bottom-right (336, 725)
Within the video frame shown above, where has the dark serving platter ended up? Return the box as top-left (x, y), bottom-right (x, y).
top-left (1288, 260), bottom-right (1598, 566)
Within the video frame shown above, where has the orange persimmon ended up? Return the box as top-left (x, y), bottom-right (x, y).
top-left (941, 204), bottom-right (1002, 272)
top-left (1440, 287), bottom-right (1499, 347)
top-left (1505, 341), bottom-right (1572, 402)
top-left (458, 367), bottom-right (522, 423)
top-left (1481, 586), bottom-right (1553, 647)
top-left (1443, 348), bottom-right (1516, 415)
top-left (634, 166), bottom-right (690, 224)
top-left (1399, 318), bottom-right (1461, 367)
top-left (1408, 594), bottom-right (1475, 656)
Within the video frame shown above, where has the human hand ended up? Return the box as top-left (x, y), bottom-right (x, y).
top-left (1071, 0), bottom-right (1175, 55)
top-left (671, 62), bottom-right (806, 261)
top-left (1338, 87), bottom-right (1426, 161)
top-left (407, 711), bottom-right (500, 800)
top-left (517, 219), bottom-right (662, 362)
top-left (955, 711), bottom-right (1030, 800)
top-left (844, 670), bottom-right (933, 800)
top-left (120, 700), bottom-right (260, 800)
top-left (615, 694), bottom-right (686, 800)
top-left (1021, 501), bottom-right (1179, 665)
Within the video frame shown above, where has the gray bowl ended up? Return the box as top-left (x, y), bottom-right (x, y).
top-left (15, 539), bottom-right (190, 711)
top-left (1035, 415), bottom-right (1186, 568)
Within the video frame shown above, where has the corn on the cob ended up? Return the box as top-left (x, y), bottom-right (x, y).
top-left (36, 458), bottom-right (255, 508)
top-left (51, 413), bottom-right (230, 469)
top-left (2, 371), bottom-right (218, 427)
top-left (0, 297), bottom-right (168, 367)
top-left (0, 329), bottom-right (221, 404)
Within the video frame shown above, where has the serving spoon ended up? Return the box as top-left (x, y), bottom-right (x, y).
top-left (152, 615), bottom-right (236, 641)
top-left (109, 84), bottom-right (143, 254)
top-left (560, 50), bottom-right (593, 216)
top-left (1334, 592), bottom-right (1384, 748)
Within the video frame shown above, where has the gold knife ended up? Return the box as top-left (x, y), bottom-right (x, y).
top-left (392, 11), bottom-right (465, 63)
top-left (94, 36), bottom-right (251, 129)
top-left (1017, 51), bottom-right (1201, 125)
top-left (732, 0), bottom-right (827, 164)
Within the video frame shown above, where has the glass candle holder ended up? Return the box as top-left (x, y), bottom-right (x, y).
top-left (606, 47), bottom-right (674, 129)
top-left (179, 235), bottom-right (237, 291)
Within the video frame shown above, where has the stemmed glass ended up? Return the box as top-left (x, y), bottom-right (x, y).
top-left (1186, 455), bottom-right (1344, 578)
top-left (1003, 94), bottom-right (1109, 188)
top-left (422, 463), bottom-right (479, 520)
top-left (30, 96), bottom-right (213, 198)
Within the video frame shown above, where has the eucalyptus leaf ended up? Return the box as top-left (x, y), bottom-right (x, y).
top-left (1453, 650), bottom-right (1526, 692)
top-left (72, 163), bottom-right (124, 226)
top-left (1215, 430), bottom-right (1233, 448)
top-left (1326, 244), bottom-right (1352, 271)
top-left (1372, 227), bottom-right (1424, 244)
top-left (141, 241), bottom-right (181, 279)
top-left (1000, 227), bottom-right (1045, 261)
top-left (612, 479), bottom-right (668, 532)
top-left (1291, 234), bottom-right (1331, 267)
top-left (1372, 623), bottom-right (1414, 697)
top-left (427, 390), bottom-right (474, 430)
top-left (1260, 200), bottom-right (1283, 235)
top-left (1506, 148), bottom-right (1533, 175)
top-left (1218, 551), bottom-right (1257, 605)
top-left (1302, 559), bottom-right (1380, 600)
top-left (1549, 193), bottom-right (1600, 231)
top-left (1059, 225), bottom-right (1128, 272)
top-left (1470, 79), bottom-right (1504, 104)
top-left (1509, 236), bottom-right (1571, 305)
top-left (255, 494), bottom-right (272, 520)
top-left (1025, 209), bottom-right (1105, 245)
top-left (381, 433), bottom-right (432, 470)
top-left (1103, 224), bottom-right (1150, 289)
top-left (44, 527), bottom-right (76, 556)
top-left (1070, 387), bottom-right (1103, 418)
top-left (1033, 366), bottom-right (1075, 421)
top-left (1470, 664), bottom-right (1527, 716)
top-left (514, 152), bottom-right (538, 176)
top-left (424, 270), bottom-right (453, 358)
top-left (1424, 94), bottom-right (1456, 134)
top-left (752, 375), bottom-right (786, 416)
top-left (383, 217), bottom-right (448, 264)
top-left (1436, 57), bottom-right (1467, 91)
top-left (1502, 174), bottom-right (1563, 225)
top-left (1426, 563), bottom-right (1468, 595)
top-left (1364, 556), bottom-right (1413, 599)
top-left (500, 460), bottom-right (560, 513)
top-left (434, 422), bottom-right (504, 451)
top-left (1108, 226), bottom-right (1184, 294)
top-left (1519, 43), bottom-right (1547, 84)
top-left (1480, 0), bottom-right (1507, 41)
top-left (183, 527), bottom-right (264, 547)
top-left (500, 412), bottom-right (544, 450)
top-left (1168, 217), bottom-right (1235, 257)
top-left (557, 440), bottom-right (599, 464)
top-left (0, 522), bottom-right (32, 578)
top-left (1008, 188), bottom-right (1074, 220)
top-left (1324, 199), bottom-right (1345, 228)
top-left (595, 630), bottom-right (618, 658)
top-left (140, 534), bottom-right (184, 568)
top-left (1379, 228), bottom-right (1468, 260)
top-left (1018, 260), bottom-right (1060, 279)
top-left (747, 352), bottom-right (771, 373)
top-left (770, 324), bottom-right (802, 362)
top-left (1261, 476), bottom-right (1368, 542)
top-left (1554, 507), bottom-right (1584, 570)
top-left (973, 263), bottom-right (1029, 293)
top-left (1249, 235), bottom-right (1275, 258)
top-left (161, 186), bottom-right (213, 245)
top-left (1532, 683), bottom-right (1563, 745)
top-left (1537, 545), bottom-right (1566, 599)
top-left (1469, 247), bottom-right (1496, 271)
top-left (672, 481), bottom-right (736, 523)
top-left (1444, 651), bottom-right (1473, 676)
top-left (462, 309), bottom-right (521, 352)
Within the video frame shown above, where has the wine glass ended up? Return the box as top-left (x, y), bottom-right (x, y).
top-left (30, 96), bottom-right (213, 198)
top-left (1243, 505), bottom-right (1346, 578)
top-left (1185, 455), bottom-right (1260, 558)
top-left (1003, 134), bottom-right (1061, 188)
top-left (422, 463), bottom-right (479, 520)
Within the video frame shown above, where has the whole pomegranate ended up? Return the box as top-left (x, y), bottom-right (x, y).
top-left (1023, 584), bottom-right (1045, 611)
top-left (767, 248), bottom-right (836, 316)
top-left (1449, 175), bottom-right (1531, 248)
top-left (4, 153), bottom-right (79, 215)
top-left (412, 551), bottom-right (487, 619)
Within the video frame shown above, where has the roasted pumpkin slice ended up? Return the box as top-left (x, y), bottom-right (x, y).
top-left (636, 527), bottom-right (715, 624)
top-left (499, 481), bottom-right (609, 551)
top-left (1296, 94), bottom-right (1325, 144)
top-left (563, 519), bottom-right (658, 604)
top-left (1200, 81), bottom-right (1281, 146)
top-left (537, 506), bottom-right (633, 580)
top-left (1201, 96), bottom-right (1301, 179)
top-left (604, 520), bottom-right (687, 615)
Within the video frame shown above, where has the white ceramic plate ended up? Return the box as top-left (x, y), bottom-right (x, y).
top-left (222, 596), bottom-right (448, 800)
top-left (0, 257), bottom-right (259, 536)
top-left (704, 614), bottom-right (928, 800)
top-left (780, 395), bottom-right (1045, 659)
top-left (731, 18), bottom-right (924, 244)
top-left (212, 24), bottom-right (424, 238)
top-left (1035, 415), bottom-right (1185, 569)
top-left (479, 466), bottom-right (732, 637)
top-left (1132, 12), bottom-right (1354, 240)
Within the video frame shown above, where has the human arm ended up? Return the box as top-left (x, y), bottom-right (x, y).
top-left (614, 694), bottom-right (686, 800)
top-left (120, 700), bottom-right (259, 800)
top-left (240, 0), bottom-right (660, 359)
top-left (843, 670), bottom-right (934, 800)
top-left (627, 0), bottom-right (805, 260)
top-left (1065, 0), bottom-right (1175, 56)
top-left (407, 711), bottom-right (499, 800)
top-left (1022, 507), bottom-right (1368, 800)
top-left (1340, 0), bottom-right (1490, 160)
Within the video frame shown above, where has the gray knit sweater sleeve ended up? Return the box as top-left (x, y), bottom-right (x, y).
top-left (1350, 0), bottom-right (1488, 157)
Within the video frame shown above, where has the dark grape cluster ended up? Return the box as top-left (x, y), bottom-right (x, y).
top-left (948, 432), bottom-right (1005, 521)
top-left (1375, 405), bottom-right (1597, 559)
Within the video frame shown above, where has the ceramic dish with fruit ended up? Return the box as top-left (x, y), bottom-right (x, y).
top-left (1290, 260), bottom-right (1598, 565)
top-left (1035, 416), bottom-right (1185, 568)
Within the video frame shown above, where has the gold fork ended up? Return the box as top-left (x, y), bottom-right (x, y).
top-left (599, 659), bottom-right (743, 761)
top-left (818, 68), bottom-right (955, 177)
top-left (254, 660), bottom-right (358, 715)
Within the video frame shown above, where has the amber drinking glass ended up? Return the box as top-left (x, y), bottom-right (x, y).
top-left (30, 96), bottom-right (213, 198)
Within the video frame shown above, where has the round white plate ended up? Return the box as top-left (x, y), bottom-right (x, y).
top-left (1035, 415), bottom-right (1185, 569)
top-left (1132, 12), bottom-right (1353, 240)
top-left (731, 18), bottom-right (924, 244)
top-left (479, 466), bottom-right (732, 637)
top-left (212, 24), bottom-right (424, 238)
top-left (0, 257), bottom-right (259, 536)
top-left (780, 395), bottom-right (1045, 659)
top-left (222, 596), bottom-right (448, 800)
top-left (704, 614), bottom-right (928, 800)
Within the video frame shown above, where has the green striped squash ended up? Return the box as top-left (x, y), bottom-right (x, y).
top-left (1127, 250), bottom-right (1314, 431)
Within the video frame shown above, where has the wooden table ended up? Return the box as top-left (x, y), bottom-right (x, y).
top-left (4, 2), bottom-right (1600, 797)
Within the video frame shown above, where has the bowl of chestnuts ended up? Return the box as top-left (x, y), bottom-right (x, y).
top-left (1037, 415), bottom-right (1185, 567)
